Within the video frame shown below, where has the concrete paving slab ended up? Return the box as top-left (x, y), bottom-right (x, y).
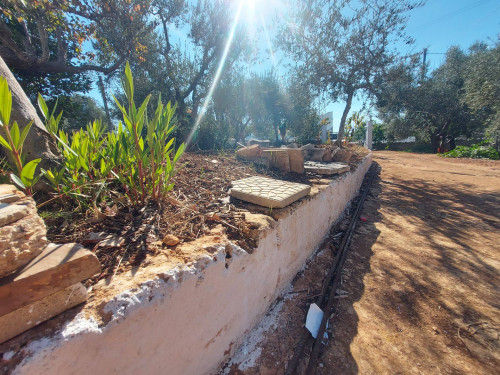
top-left (230, 176), bottom-right (311, 208)
top-left (304, 161), bottom-right (350, 175)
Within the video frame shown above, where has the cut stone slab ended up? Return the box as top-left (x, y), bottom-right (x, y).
top-left (261, 149), bottom-right (290, 172)
top-left (230, 176), bottom-right (311, 208)
top-left (236, 144), bottom-right (262, 161)
top-left (0, 283), bottom-right (87, 344)
top-left (0, 243), bottom-right (100, 317)
top-left (304, 161), bottom-right (350, 175)
top-left (287, 149), bottom-right (304, 174)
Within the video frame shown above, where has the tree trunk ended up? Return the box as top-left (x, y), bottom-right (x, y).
top-left (335, 90), bottom-right (354, 147)
top-left (0, 56), bottom-right (61, 189)
top-left (98, 75), bottom-right (113, 130)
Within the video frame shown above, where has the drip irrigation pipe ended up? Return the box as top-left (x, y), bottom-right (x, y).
top-left (284, 170), bottom-right (373, 375)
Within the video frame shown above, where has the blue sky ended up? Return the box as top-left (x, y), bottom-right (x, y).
top-left (89, 0), bottom-right (500, 132)
top-left (323, 0), bottom-right (500, 130)
top-left (304, 0), bottom-right (500, 130)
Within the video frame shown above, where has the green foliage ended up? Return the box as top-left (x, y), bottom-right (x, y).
top-left (0, 77), bottom-right (41, 195)
top-left (42, 62), bottom-right (185, 208)
top-left (45, 95), bottom-right (108, 133)
top-left (443, 141), bottom-right (499, 160)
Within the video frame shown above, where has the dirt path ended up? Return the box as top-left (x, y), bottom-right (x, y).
top-left (221, 151), bottom-right (500, 375)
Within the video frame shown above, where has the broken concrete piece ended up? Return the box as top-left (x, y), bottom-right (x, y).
top-left (322, 147), bottom-right (339, 162)
top-left (236, 144), bottom-right (262, 161)
top-left (230, 176), bottom-right (310, 208)
top-left (82, 232), bottom-right (112, 244)
top-left (331, 148), bottom-right (352, 162)
top-left (247, 139), bottom-right (271, 147)
top-left (287, 149), bottom-right (304, 174)
top-left (309, 148), bottom-right (327, 162)
top-left (301, 143), bottom-right (315, 149)
top-left (0, 283), bottom-right (88, 344)
top-left (304, 161), bottom-right (350, 175)
top-left (162, 234), bottom-right (180, 246)
top-left (0, 243), bottom-right (100, 316)
top-left (98, 236), bottom-right (125, 248)
top-left (300, 145), bottom-right (326, 161)
top-left (261, 149), bottom-right (290, 172)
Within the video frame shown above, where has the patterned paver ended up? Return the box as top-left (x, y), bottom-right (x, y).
top-left (304, 161), bottom-right (350, 175)
top-left (230, 176), bottom-right (311, 208)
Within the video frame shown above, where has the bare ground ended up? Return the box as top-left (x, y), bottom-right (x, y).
top-left (221, 151), bottom-right (500, 375)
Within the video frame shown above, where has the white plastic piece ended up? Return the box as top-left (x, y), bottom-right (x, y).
top-left (305, 303), bottom-right (324, 338)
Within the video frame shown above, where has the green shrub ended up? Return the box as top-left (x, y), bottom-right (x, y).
top-left (443, 141), bottom-right (499, 160)
top-left (40, 62), bottom-right (185, 207)
top-left (0, 77), bottom-right (41, 195)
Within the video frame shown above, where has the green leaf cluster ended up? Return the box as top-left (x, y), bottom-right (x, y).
top-left (41, 62), bottom-right (185, 206)
top-left (0, 77), bottom-right (41, 195)
top-left (443, 141), bottom-right (499, 160)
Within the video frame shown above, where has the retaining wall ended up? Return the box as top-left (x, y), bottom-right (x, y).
top-left (8, 153), bottom-right (372, 375)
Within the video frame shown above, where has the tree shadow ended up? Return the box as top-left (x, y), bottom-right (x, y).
top-left (318, 159), bottom-right (500, 374)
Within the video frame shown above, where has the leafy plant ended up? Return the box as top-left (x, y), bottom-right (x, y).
top-left (443, 141), bottom-right (499, 160)
top-left (0, 77), bottom-right (41, 195)
top-left (112, 62), bottom-right (185, 204)
top-left (41, 62), bottom-right (185, 208)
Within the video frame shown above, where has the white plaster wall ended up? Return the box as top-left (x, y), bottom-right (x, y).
top-left (12, 154), bottom-right (372, 375)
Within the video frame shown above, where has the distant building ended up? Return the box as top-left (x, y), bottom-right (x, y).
top-left (319, 112), bottom-right (333, 143)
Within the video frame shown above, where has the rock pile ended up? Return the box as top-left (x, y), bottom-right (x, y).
top-left (236, 143), bottom-right (352, 175)
top-left (0, 185), bottom-right (101, 343)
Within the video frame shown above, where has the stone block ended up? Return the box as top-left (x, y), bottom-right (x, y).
top-left (230, 176), bottom-right (310, 208)
top-left (0, 283), bottom-right (87, 344)
top-left (261, 149), bottom-right (290, 172)
top-left (322, 147), bottom-right (339, 162)
top-left (300, 145), bottom-right (326, 161)
top-left (236, 144), bottom-right (262, 161)
top-left (287, 149), bottom-right (304, 174)
top-left (331, 148), bottom-right (352, 162)
top-left (0, 243), bottom-right (100, 316)
top-left (304, 161), bottom-right (350, 175)
top-left (0, 190), bottom-right (48, 278)
top-left (0, 212), bottom-right (48, 278)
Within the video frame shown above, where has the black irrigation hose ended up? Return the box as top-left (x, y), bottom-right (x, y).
top-left (284, 169), bottom-right (373, 375)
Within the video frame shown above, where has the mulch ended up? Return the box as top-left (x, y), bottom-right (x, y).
top-left (38, 145), bottom-right (368, 285)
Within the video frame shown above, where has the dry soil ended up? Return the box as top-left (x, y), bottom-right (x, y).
top-left (222, 151), bottom-right (500, 375)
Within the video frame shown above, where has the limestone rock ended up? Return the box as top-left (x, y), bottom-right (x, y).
top-left (0, 188), bottom-right (48, 278)
top-left (0, 283), bottom-right (88, 344)
top-left (236, 144), bottom-right (262, 161)
top-left (331, 148), bottom-right (352, 162)
top-left (163, 234), bottom-right (180, 246)
top-left (0, 243), bottom-right (100, 316)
